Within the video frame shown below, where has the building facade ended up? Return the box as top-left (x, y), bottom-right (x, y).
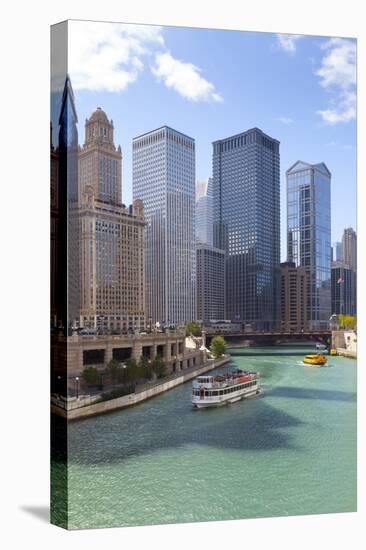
top-left (54, 75), bottom-right (80, 333)
top-left (79, 108), bottom-right (145, 332)
top-left (196, 244), bottom-right (226, 322)
top-left (280, 261), bottom-right (308, 332)
top-left (331, 261), bottom-right (357, 316)
top-left (133, 126), bottom-right (196, 325)
top-left (50, 132), bottom-right (59, 327)
top-left (286, 161), bottom-right (331, 330)
top-left (196, 177), bottom-right (213, 245)
top-left (212, 128), bottom-right (281, 330)
top-left (341, 227), bottom-right (357, 271)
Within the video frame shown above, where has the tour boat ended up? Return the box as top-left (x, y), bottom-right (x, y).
top-left (303, 353), bottom-right (327, 366)
top-left (191, 369), bottom-right (260, 408)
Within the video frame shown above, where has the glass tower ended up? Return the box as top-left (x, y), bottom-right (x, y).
top-left (196, 177), bottom-right (213, 245)
top-left (286, 161), bottom-right (331, 329)
top-left (212, 128), bottom-right (281, 330)
top-left (133, 126), bottom-right (196, 325)
top-left (55, 75), bottom-right (80, 334)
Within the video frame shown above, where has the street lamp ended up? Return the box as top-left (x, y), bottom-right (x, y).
top-left (75, 376), bottom-right (79, 400)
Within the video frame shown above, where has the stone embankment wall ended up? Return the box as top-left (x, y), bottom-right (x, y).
top-left (332, 330), bottom-right (357, 359)
top-left (52, 355), bottom-right (231, 421)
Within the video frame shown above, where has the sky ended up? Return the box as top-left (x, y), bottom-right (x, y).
top-left (67, 20), bottom-right (357, 261)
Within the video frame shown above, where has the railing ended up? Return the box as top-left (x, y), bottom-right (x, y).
top-left (76, 330), bottom-right (186, 341)
top-left (212, 331), bottom-right (331, 337)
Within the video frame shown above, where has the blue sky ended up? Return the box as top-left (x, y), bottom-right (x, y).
top-left (68, 21), bottom-right (356, 260)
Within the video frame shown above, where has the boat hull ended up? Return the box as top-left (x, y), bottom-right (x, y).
top-left (303, 354), bottom-right (327, 366)
top-left (192, 388), bottom-right (260, 408)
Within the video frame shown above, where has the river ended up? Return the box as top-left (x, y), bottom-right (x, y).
top-left (54, 345), bottom-right (357, 529)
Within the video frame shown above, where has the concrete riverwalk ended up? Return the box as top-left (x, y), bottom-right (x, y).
top-left (51, 354), bottom-right (231, 421)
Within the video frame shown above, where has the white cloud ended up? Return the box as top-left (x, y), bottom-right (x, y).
top-left (315, 38), bottom-right (356, 124)
top-left (277, 116), bottom-right (294, 125)
top-left (68, 21), bottom-right (164, 92)
top-left (276, 34), bottom-right (303, 54)
top-left (152, 52), bottom-right (223, 103)
top-left (68, 21), bottom-right (223, 104)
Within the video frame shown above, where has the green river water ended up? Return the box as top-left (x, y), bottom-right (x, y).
top-left (53, 345), bottom-right (357, 529)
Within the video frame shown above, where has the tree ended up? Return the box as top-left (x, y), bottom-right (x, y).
top-left (125, 358), bottom-right (139, 383)
top-left (337, 314), bottom-right (357, 330)
top-left (210, 336), bottom-right (227, 358)
top-left (107, 359), bottom-right (122, 383)
top-left (82, 366), bottom-right (102, 386)
top-left (151, 355), bottom-right (167, 379)
top-left (185, 321), bottom-right (202, 336)
top-left (138, 355), bottom-right (153, 380)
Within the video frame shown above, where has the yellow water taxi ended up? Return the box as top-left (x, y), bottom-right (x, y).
top-left (329, 348), bottom-right (337, 356)
top-left (303, 354), bottom-right (327, 366)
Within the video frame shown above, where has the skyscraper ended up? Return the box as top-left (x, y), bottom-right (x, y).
top-left (342, 227), bottom-right (357, 271)
top-left (280, 261), bottom-right (308, 332)
top-left (196, 177), bottom-right (213, 245)
top-left (78, 108), bottom-right (146, 332)
top-left (55, 75), bottom-right (80, 334)
top-left (196, 244), bottom-right (226, 322)
top-left (331, 261), bottom-right (356, 316)
top-left (212, 128), bottom-right (280, 330)
top-left (133, 126), bottom-right (196, 325)
top-left (332, 241), bottom-right (342, 262)
top-left (79, 107), bottom-right (122, 205)
top-left (286, 161), bottom-right (331, 329)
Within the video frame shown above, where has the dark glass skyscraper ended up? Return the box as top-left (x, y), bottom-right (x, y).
top-left (56, 75), bottom-right (80, 334)
top-left (286, 161), bottom-right (331, 329)
top-left (212, 128), bottom-right (280, 330)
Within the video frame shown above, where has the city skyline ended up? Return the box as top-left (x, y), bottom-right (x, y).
top-left (52, 91), bottom-right (357, 329)
top-left (64, 21), bottom-right (357, 259)
top-left (49, 20), bottom-right (358, 533)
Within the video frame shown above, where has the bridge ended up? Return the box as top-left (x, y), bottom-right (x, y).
top-left (206, 330), bottom-right (332, 347)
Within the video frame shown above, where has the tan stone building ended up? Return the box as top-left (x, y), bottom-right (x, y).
top-left (79, 108), bottom-right (145, 332)
top-left (341, 227), bottom-right (357, 271)
top-left (53, 332), bottom-right (205, 385)
top-left (280, 261), bottom-right (308, 332)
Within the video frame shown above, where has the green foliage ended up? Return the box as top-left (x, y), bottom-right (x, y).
top-left (125, 358), bottom-right (139, 382)
top-left (337, 314), bottom-right (357, 330)
top-left (185, 321), bottom-right (202, 336)
top-left (82, 366), bottom-right (102, 386)
top-left (210, 336), bottom-right (227, 358)
top-left (107, 359), bottom-right (122, 383)
top-left (151, 355), bottom-right (167, 378)
top-left (138, 355), bottom-right (153, 380)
